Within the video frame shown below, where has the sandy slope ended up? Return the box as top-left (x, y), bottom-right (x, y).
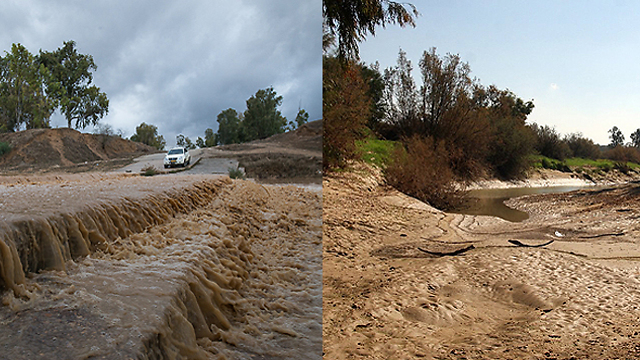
top-left (323, 164), bottom-right (640, 359)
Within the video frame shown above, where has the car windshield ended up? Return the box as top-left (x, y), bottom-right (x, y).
top-left (168, 149), bottom-right (184, 155)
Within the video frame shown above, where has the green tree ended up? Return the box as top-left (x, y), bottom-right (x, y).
top-left (197, 128), bottom-right (217, 147)
top-left (564, 132), bottom-right (600, 159)
top-left (630, 128), bottom-right (640, 148)
top-left (203, 128), bottom-right (217, 147)
top-left (0, 43), bottom-right (55, 132)
top-left (608, 126), bottom-right (624, 148)
top-left (530, 123), bottom-right (570, 160)
top-left (294, 108), bottom-right (310, 128)
top-left (176, 134), bottom-right (196, 150)
top-left (130, 122), bottom-right (165, 150)
top-left (383, 48), bottom-right (419, 138)
top-left (323, 0), bottom-right (418, 59)
top-left (216, 108), bottom-right (243, 145)
top-left (38, 40), bottom-right (109, 129)
top-left (243, 87), bottom-right (287, 141)
top-left (323, 56), bottom-right (371, 169)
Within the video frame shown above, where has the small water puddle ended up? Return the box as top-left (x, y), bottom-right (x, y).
top-left (452, 186), bottom-right (594, 222)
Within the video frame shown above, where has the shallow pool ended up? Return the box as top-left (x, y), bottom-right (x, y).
top-left (452, 185), bottom-right (595, 222)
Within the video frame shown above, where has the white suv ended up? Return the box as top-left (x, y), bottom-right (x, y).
top-left (164, 147), bottom-right (191, 168)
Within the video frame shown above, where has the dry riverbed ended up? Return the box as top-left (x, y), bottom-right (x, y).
top-left (323, 164), bottom-right (640, 359)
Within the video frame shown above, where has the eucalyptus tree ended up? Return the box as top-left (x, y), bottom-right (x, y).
top-left (38, 40), bottom-right (109, 129)
top-left (0, 43), bottom-right (55, 132)
top-left (323, 0), bottom-right (418, 59)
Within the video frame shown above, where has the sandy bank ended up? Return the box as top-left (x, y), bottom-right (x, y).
top-left (470, 168), bottom-right (640, 190)
top-left (324, 163), bottom-right (640, 359)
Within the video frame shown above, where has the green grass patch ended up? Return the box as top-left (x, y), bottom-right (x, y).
top-left (355, 138), bottom-right (399, 168)
top-left (533, 156), bottom-right (640, 173)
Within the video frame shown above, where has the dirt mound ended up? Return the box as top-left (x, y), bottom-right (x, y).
top-left (211, 119), bottom-right (322, 182)
top-left (0, 128), bottom-right (158, 172)
top-left (255, 119), bottom-right (322, 152)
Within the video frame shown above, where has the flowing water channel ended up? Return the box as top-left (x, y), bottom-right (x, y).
top-left (453, 185), bottom-right (598, 222)
top-left (0, 175), bottom-right (322, 359)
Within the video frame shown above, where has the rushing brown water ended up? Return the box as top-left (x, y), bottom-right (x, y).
top-left (0, 175), bottom-right (322, 359)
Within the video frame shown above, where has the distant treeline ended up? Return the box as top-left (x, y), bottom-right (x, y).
top-left (129, 87), bottom-right (309, 151)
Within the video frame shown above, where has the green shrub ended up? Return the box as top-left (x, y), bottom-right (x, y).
top-left (141, 165), bottom-right (158, 176)
top-left (614, 161), bottom-right (631, 174)
top-left (598, 163), bottom-right (613, 173)
top-left (0, 142), bottom-right (11, 156)
top-left (385, 135), bottom-right (465, 210)
top-left (228, 167), bottom-right (246, 180)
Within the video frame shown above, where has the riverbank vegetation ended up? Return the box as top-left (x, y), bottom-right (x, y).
top-left (323, 0), bottom-right (640, 210)
top-left (325, 46), bottom-right (640, 209)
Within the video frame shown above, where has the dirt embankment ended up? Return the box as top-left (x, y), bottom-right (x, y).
top-left (0, 128), bottom-right (158, 174)
top-left (206, 119), bottom-right (322, 182)
top-left (472, 167), bottom-right (640, 189)
top-left (324, 163), bottom-right (640, 359)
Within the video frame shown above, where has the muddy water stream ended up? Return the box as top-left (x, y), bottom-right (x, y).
top-left (0, 175), bottom-right (322, 359)
top-left (453, 185), bottom-right (597, 222)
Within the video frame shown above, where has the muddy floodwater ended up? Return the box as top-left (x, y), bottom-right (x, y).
top-left (453, 185), bottom-right (598, 222)
top-left (0, 174), bottom-right (322, 359)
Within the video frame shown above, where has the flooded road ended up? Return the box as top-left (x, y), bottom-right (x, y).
top-left (0, 175), bottom-right (321, 359)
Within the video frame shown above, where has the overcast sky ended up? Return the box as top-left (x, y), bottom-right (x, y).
top-left (360, 0), bottom-right (640, 145)
top-left (0, 0), bottom-right (321, 147)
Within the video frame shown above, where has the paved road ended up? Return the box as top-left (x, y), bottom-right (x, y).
top-left (117, 149), bottom-right (240, 176)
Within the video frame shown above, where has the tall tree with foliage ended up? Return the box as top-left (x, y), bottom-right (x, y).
top-left (216, 108), bottom-right (244, 145)
top-left (0, 43), bottom-right (55, 132)
top-left (608, 126), bottom-right (624, 148)
top-left (382, 49), bottom-right (419, 137)
top-left (130, 122), bottom-right (165, 150)
top-left (243, 87), bottom-right (287, 141)
top-left (630, 128), bottom-right (640, 148)
top-left (197, 128), bottom-right (218, 148)
top-left (323, 56), bottom-right (371, 169)
top-left (176, 134), bottom-right (196, 150)
top-left (38, 40), bottom-right (109, 129)
top-left (323, 0), bottom-right (418, 59)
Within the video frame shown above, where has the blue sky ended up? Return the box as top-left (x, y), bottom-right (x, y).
top-left (359, 0), bottom-right (640, 145)
top-left (0, 0), bottom-right (321, 147)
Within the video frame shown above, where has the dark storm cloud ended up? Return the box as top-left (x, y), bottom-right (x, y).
top-left (0, 0), bottom-right (321, 146)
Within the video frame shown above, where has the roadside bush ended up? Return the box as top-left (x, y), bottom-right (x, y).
top-left (385, 135), bottom-right (465, 210)
top-left (141, 165), bottom-right (158, 176)
top-left (0, 141), bottom-right (10, 156)
top-left (228, 167), bottom-right (246, 180)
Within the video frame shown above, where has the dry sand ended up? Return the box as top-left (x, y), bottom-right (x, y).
top-left (323, 163), bottom-right (640, 359)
